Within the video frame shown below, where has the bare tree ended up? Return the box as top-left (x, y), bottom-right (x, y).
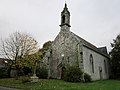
top-left (0, 32), bottom-right (38, 65)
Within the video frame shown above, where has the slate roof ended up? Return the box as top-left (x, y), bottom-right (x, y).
top-left (71, 32), bottom-right (109, 58)
top-left (98, 47), bottom-right (108, 55)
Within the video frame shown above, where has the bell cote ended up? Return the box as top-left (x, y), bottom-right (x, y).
top-left (60, 3), bottom-right (71, 28)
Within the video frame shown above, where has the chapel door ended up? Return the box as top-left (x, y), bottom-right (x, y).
top-left (61, 67), bottom-right (65, 80)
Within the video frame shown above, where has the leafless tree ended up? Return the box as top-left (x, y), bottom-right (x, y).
top-left (0, 32), bottom-right (38, 64)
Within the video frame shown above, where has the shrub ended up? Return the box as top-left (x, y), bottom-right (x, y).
top-left (36, 67), bottom-right (48, 79)
top-left (64, 66), bottom-right (83, 82)
top-left (17, 69), bottom-right (24, 76)
top-left (19, 76), bottom-right (30, 83)
top-left (84, 73), bottom-right (92, 82)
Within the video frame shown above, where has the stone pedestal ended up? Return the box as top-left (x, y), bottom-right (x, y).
top-left (30, 74), bottom-right (39, 82)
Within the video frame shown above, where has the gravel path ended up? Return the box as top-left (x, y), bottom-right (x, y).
top-left (0, 86), bottom-right (22, 90)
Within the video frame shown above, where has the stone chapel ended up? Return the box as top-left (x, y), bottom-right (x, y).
top-left (43, 3), bottom-right (110, 80)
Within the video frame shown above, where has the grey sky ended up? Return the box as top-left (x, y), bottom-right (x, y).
top-left (0, 0), bottom-right (120, 52)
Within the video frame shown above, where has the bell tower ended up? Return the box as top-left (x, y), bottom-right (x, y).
top-left (60, 3), bottom-right (71, 31)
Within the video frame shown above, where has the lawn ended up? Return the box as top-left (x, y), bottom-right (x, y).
top-left (0, 78), bottom-right (120, 90)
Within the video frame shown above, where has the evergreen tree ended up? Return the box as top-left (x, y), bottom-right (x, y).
top-left (110, 34), bottom-right (120, 79)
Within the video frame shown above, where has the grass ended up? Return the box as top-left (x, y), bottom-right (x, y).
top-left (0, 78), bottom-right (120, 90)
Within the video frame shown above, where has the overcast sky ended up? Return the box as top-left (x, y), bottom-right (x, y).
top-left (0, 0), bottom-right (120, 52)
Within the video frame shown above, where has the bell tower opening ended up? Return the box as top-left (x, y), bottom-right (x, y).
top-left (62, 15), bottom-right (65, 24)
top-left (60, 3), bottom-right (71, 29)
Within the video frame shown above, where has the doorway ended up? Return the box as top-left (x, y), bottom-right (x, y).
top-left (61, 67), bottom-right (65, 80)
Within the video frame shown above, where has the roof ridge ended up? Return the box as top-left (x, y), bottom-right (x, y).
top-left (70, 31), bottom-right (109, 58)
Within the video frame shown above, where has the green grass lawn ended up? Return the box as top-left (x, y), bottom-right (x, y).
top-left (0, 78), bottom-right (120, 90)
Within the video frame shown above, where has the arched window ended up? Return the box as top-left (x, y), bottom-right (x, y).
top-left (104, 60), bottom-right (107, 73)
top-left (90, 54), bottom-right (94, 73)
top-left (57, 58), bottom-right (59, 65)
top-left (68, 57), bottom-right (69, 64)
top-left (47, 57), bottom-right (50, 65)
top-left (62, 15), bottom-right (65, 23)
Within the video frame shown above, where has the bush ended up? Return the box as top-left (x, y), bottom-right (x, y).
top-left (64, 66), bottom-right (83, 82)
top-left (17, 69), bottom-right (24, 76)
top-left (36, 67), bottom-right (48, 79)
top-left (19, 76), bottom-right (30, 83)
top-left (84, 73), bottom-right (92, 82)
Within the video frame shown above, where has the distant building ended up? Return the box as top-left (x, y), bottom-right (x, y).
top-left (0, 58), bottom-right (9, 69)
top-left (43, 3), bottom-right (110, 80)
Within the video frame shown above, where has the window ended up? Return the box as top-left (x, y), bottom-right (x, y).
top-left (50, 49), bottom-right (52, 55)
top-left (80, 52), bottom-right (83, 62)
top-left (57, 58), bottom-right (59, 65)
top-left (62, 15), bottom-right (65, 23)
top-left (90, 54), bottom-right (94, 73)
top-left (68, 57), bottom-right (69, 64)
top-left (47, 57), bottom-right (50, 65)
top-left (104, 60), bottom-right (107, 73)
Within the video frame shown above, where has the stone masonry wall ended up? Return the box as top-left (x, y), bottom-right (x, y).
top-left (83, 46), bottom-right (109, 80)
